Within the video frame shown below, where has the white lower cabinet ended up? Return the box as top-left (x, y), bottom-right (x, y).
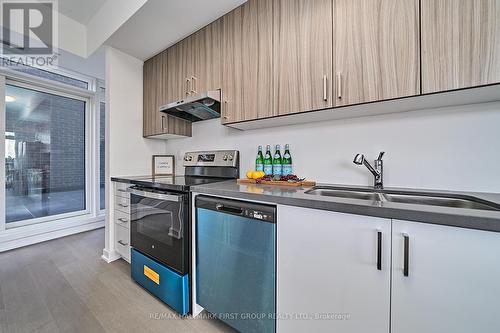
top-left (113, 181), bottom-right (131, 263)
top-left (115, 223), bottom-right (131, 262)
top-left (391, 219), bottom-right (500, 333)
top-left (278, 207), bottom-right (500, 333)
top-left (277, 205), bottom-right (391, 333)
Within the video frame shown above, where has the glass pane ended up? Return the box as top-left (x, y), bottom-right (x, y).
top-left (1, 60), bottom-right (89, 90)
top-left (99, 100), bottom-right (105, 210)
top-left (5, 84), bottom-right (86, 225)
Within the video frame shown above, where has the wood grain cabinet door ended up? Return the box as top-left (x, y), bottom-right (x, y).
top-left (273, 0), bottom-right (333, 116)
top-left (143, 56), bottom-right (163, 137)
top-left (334, 0), bottom-right (420, 107)
top-left (143, 58), bottom-right (155, 137)
top-left (166, 43), bottom-right (185, 103)
top-left (143, 52), bottom-right (192, 138)
top-left (421, 0), bottom-right (500, 93)
top-left (221, 0), bottom-right (274, 124)
top-left (179, 36), bottom-right (196, 97)
top-left (192, 19), bottom-right (223, 94)
top-left (156, 50), bottom-right (169, 109)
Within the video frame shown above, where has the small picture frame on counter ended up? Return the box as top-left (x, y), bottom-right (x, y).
top-left (152, 155), bottom-right (175, 176)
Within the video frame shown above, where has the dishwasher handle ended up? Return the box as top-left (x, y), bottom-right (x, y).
top-left (196, 195), bottom-right (276, 223)
top-left (215, 203), bottom-right (244, 215)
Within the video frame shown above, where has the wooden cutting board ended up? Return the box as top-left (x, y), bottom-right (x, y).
top-left (237, 179), bottom-right (316, 187)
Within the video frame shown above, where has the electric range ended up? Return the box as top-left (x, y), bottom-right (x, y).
top-left (126, 150), bottom-right (239, 316)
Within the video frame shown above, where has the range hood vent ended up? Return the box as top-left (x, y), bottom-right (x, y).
top-left (159, 90), bottom-right (221, 122)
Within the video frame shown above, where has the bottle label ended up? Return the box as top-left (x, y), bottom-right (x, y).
top-left (256, 164), bottom-right (264, 172)
top-left (273, 165), bottom-right (283, 176)
top-left (264, 165), bottom-right (273, 175)
top-left (283, 165), bottom-right (293, 175)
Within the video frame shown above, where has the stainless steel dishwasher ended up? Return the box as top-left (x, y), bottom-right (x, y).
top-left (195, 195), bottom-right (276, 333)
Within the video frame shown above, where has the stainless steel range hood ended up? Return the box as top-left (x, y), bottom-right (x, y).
top-left (159, 90), bottom-right (221, 122)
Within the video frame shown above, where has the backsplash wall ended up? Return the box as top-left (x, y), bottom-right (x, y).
top-left (165, 102), bottom-right (500, 193)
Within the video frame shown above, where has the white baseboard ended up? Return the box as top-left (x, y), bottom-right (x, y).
top-left (101, 248), bottom-right (121, 263)
top-left (0, 220), bottom-right (104, 252)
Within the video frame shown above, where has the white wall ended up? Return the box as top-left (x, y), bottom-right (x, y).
top-left (106, 46), bottom-right (166, 177)
top-left (103, 46), bottom-right (166, 261)
top-left (165, 102), bottom-right (500, 193)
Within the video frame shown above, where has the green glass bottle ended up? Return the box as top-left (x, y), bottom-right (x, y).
top-left (282, 144), bottom-right (293, 175)
top-left (263, 145), bottom-right (273, 175)
top-left (273, 144), bottom-right (283, 176)
top-left (255, 146), bottom-right (264, 172)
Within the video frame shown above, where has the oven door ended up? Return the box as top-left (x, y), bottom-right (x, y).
top-left (129, 187), bottom-right (188, 274)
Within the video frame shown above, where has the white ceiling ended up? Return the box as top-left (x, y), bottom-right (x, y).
top-left (104, 0), bottom-right (247, 60)
top-left (58, 0), bottom-right (107, 25)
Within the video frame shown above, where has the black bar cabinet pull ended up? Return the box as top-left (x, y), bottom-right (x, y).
top-left (403, 233), bottom-right (409, 277)
top-left (377, 231), bottom-right (382, 270)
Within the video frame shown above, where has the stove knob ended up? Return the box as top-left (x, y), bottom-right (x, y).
top-left (228, 155), bottom-right (233, 161)
top-left (222, 155), bottom-right (228, 161)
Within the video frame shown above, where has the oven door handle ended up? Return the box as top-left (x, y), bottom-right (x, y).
top-left (127, 188), bottom-right (182, 202)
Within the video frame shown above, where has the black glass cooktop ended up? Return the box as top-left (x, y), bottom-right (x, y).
top-left (111, 175), bottom-right (229, 192)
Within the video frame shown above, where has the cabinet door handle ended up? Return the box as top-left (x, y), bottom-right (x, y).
top-left (161, 116), bottom-right (166, 131)
top-left (118, 218), bottom-right (128, 223)
top-left (117, 189), bottom-right (127, 193)
top-left (403, 233), bottom-right (409, 277)
top-left (185, 78), bottom-right (191, 96)
top-left (377, 230), bottom-right (382, 270)
top-left (223, 100), bottom-right (229, 120)
top-left (323, 75), bottom-right (328, 101)
top-left (118, 240), bottom-right (128, 246)
top-left (118, 204), bottom-right (128, 208)
top-left (336, 72), bottom-right (342, 99)
top-left (191, 75), bottom-right (197, 94)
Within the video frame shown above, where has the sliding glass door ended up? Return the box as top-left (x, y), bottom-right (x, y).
top-left (4, 82), bottom-right (89, 227)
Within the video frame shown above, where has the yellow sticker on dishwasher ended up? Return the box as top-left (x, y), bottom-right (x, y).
top-left (144, 265), bottom-right (160, 285)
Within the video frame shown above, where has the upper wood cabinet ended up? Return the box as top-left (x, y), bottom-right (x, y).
top-left (421, 0), bottom-right (500, 93)
top-left (143, 20), bottom-right (223, 138)
top-left (221, 0), bottom-right (274, 124)
top-left (165, 38), bottom-right (194, 102)
top-left (143, 18), bottom-right (222, 139)
top-left (143, 53), bottom-right (192, 139)
top-left (143, 55), bottom-right (157, 137)
top-left (144, 0), bottom-right (499, 133)
top-left (166, 19), bottom-right (222, 103)
top-left (334, 0), bottom-right (420, 107)
top-left (166, 43), bottom-right (184, 103)
top-left (273, 0), bottom-right (333, 116)
top-left (179, 35), bottom-right (195, 97)
top-left (192, 19), bottom-right (222, 94)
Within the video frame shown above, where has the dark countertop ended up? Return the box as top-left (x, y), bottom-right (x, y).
top-left (111, 175), bottom-right (227, 192)
top-left (191, 180), bottom-right (500, 233)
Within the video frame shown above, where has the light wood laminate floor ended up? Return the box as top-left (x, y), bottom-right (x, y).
top-left (0, 228), bottom-right (235, 333)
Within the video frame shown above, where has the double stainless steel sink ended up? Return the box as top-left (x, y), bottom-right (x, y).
top-left (305, 186), bottom-right (500, 212)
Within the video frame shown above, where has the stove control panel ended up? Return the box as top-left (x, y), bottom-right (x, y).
top-left (183, 150), bottom-right (239, 168)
